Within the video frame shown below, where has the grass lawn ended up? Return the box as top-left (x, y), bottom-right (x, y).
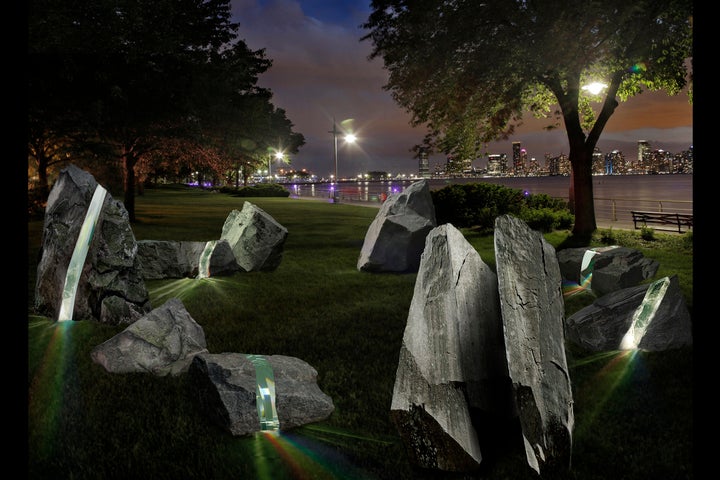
top-left (27, 185), bottom-right (693, 479)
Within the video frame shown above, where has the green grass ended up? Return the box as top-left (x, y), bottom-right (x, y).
top-left (27, 185), bottom-right (693, 479)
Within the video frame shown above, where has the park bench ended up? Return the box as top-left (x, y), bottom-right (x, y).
top-left (630, 210), bottom-right (693, 233)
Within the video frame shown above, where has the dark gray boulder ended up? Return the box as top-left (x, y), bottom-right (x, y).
top-left (34, 164), bottom-right (151, 324)
top-left (220, 202), bottom-right (288, 272)
top-left (494, 214), bottom-right (574, 475)
top-left (565, 275), bottom-right (692, 352)
top-left (557, 246), bottom-right (659, 297)
top-left (390, 224), bottom-right (511, 472)
top-left (188, 352), bottom-right (334, 436)
top-left (357, 179), bottom-right (437, 273)
top-left (136, 239), bottom-right (239, 279)
top-left (90, 298), bottom-right (208, 376)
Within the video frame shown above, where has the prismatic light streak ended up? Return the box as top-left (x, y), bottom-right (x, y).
top-left (28, 318), bottom-right (76, 457)
top-left (246, 425), bottom-right (393, 479)
top-left (570, 349), bottom-right (642, 436)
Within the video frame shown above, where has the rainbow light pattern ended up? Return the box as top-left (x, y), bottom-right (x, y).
top-left (562, 245), bottom-right (619, 298)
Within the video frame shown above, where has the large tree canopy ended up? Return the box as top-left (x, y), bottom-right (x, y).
top-left (28, 0), bottom-right (304, 220)
top-left (362, 0), bottom-right (692, 237)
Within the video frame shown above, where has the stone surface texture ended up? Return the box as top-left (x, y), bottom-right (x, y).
top-left (90, 298), bottom-right (208, 376)
top-left (220, 202), bottom-right (288, 272)
top-left (493, 214), bottom-right (574, 475)
top-left (34, 164), bottom-right (151, 324)
top-left (390, 224), bottom-right (511, 472)
top-left (357, 179), bottom-right (437, 273)
top-left (188, 352), bottom-right (334, 436)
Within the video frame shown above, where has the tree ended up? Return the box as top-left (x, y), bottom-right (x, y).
top-left (362, 0), bottom-right (692, 237)
top-left (29, 0), bottom-right (302, 221)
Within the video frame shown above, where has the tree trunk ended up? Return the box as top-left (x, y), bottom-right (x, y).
top-left (122, 147), bottom-right (137, 223)
top-left (568, 147), bottom-right (597, 238)
top-left (37, 154), bottom-right (50, 202)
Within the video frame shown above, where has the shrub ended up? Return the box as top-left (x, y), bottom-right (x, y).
top-left (598, 228), bottom-right (617, 244)
top-left (223, 184), bottom-right (290, 197)
top-left (431, 182), bottom-right (573, 232)
top-left (640, 225), bottom-right (656, 241)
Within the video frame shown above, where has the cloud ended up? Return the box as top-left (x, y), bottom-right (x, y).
top-left (230, 1), bottom-right (693, 177)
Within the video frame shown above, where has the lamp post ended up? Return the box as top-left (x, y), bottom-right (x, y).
top-left (329, 119), bottom-right (340, 185)
top-left (328, 118), bottom-right (356, 200)
top-left (268, 150), bottom-right (284, 182)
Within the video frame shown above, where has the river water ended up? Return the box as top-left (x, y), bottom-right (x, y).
top-left (282, 174), bottom-right (693, 230)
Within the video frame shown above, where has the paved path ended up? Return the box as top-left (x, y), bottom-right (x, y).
top-left (288, 194), bottom-right (647, 232)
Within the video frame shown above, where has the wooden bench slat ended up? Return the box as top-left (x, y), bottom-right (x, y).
top-left (630, 210), bottom-right (693, 233)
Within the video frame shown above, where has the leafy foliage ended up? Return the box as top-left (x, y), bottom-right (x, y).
top-left (28, 0), bottom-right (305, 218)
top-left (362, 0), bottom-right (692, 235)
top-left (215, 183), bottom-right (291, 197)
top-left (431, 182), bottom-right (574, 233)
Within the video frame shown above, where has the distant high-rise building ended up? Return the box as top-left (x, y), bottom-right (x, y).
top-left (512, 141), bottom-right (523, 176)
top-left (605, 150), bottom-right (625, 174)
top-left (418, 149), bottom-right (430, 178)
top-left (546, 153), bottom-right (571, 176)
top-left (637, 140), bottom-right (650, 172)
top-left (487, 153), bottom-right (507, 176)
top-left (592, 147), bottom-right (604, 174)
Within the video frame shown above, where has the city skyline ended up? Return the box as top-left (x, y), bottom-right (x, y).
top-left (230, 1), bottom-right (693, 178)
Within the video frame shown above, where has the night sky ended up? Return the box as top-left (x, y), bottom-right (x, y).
top-left (230, 0), bottom-right (693, 178)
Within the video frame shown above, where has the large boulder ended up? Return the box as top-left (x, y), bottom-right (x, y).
top-left (557, 246), bottom-right (660, 297)
top-left (494, 214), bottom-right (574, 475)
top-left (188, 353), bottom-right (334, 436)
top-left (565, 275), bottom-right (693, 352)
top-left (390, 224), bottom-right (512, 472)
top-left (357, 179), bottom-right (437, 273)
top-left (34, 164), bottom-right (151, 324)
top-left (90, 298), bottom-right (208, 376)
top-left (220, 202), bottom-right (288, 272)
top-left (136, 239), bottom-right (239, 279)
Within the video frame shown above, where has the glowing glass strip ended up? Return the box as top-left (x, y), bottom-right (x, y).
top-left (579, 250), bottom-right (599, 289)
top-left (620, 276), bottom-right (670, 350)
top-left (196, 240), bottom-right (217, 279)
top-left (579, 245), bottom-right (619, 291)
top-left (58, 185), bottom-right (107, 322)
top-left (246, 354), bottom-right (280, 430)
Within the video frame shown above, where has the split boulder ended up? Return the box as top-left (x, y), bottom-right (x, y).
top-left (34, 164), bottom-right (151, 324)
top-left (188, 352), bottom-right (334, 436)
top-left (390, 223), bottom-right (512, 472)
top-left (494, 214), bottom-right (574, 475)
top-left (565, 275), bottom-right (692, 352)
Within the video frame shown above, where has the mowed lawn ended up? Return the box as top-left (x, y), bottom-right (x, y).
top-left (27, 185), bottom-right (693, 480)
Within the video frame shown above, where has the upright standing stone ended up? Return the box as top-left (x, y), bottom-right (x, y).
top-left (34, 164), bottom-right (151, 324)
top-left (493, 214), bottom-right (574, 475)
top-left (391, 224), bottom-right (511, 472)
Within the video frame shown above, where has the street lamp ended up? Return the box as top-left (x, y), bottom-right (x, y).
top-left (268, 150), bottom-right (284, 181)
top-left (582, 81), bottom-right (607, 95)
top-left (328, 118), bottom-right (356, 196)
